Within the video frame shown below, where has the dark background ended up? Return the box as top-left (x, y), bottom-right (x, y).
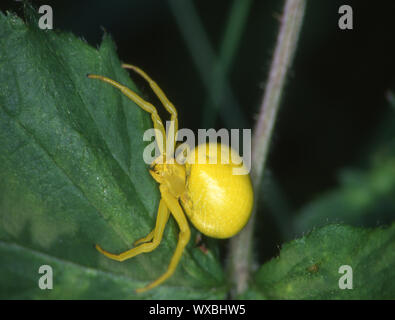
top-left (2, 0), bottom-right (395, 263)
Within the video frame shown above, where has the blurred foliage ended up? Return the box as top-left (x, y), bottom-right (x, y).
top-left (294, 108), bottom-right (395, 234)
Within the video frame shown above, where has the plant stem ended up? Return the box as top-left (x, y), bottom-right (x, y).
top-left (228, 0), bottom-right (307, 297)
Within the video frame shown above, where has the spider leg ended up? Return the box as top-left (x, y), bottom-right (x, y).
top-left (87, 73), bottom-right (166, 155)
top-left (95, 199), bottom-right (170, 261)
top-left (122, 64), bottom-right (178, 145)
top-left (133, 230), bottom-right (154, 246)
top-left (136, 185), bottom-right (191, 293)
top-left (134, 198), bottom-right (171, 245)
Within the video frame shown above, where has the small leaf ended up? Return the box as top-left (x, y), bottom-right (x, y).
top-left (0, 6), bottom-right (225, 299)
top-left (252, 223), bottom-right (395, 299)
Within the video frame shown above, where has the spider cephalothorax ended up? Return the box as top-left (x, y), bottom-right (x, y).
top-left (150, 160), bottom-right (187, 199)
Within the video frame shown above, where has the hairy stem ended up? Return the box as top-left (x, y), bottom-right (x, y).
top-left (228, 0), bottom-right (307, 297)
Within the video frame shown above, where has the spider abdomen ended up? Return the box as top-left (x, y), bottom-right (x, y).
top-left (180, 143), bottom-right (253, 239)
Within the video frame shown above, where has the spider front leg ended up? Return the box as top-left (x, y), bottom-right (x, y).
top-left (122, 64), bottom-right (178, 137)
top-left (122, 64), bottom-right (179, 151)
top-left (95, 199), bottom-right (170, 261)
top-left (87, 73), bottom-right (166, 155)
top-left (136, 185), bottom-right (191, 293)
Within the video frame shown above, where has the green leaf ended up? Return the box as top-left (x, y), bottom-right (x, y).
top-left (250, 223), bottom-right (395, 299)
top-left (0, 6), bottom-right (225, 299)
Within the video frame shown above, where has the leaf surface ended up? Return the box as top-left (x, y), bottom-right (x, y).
top-left (0, 7), bottom-right (225, 299)
top-left (250, 223), bottom-right (395, 299)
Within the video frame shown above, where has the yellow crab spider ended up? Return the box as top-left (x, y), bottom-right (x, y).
top-left (88, 64), bottom-right (253, 293)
